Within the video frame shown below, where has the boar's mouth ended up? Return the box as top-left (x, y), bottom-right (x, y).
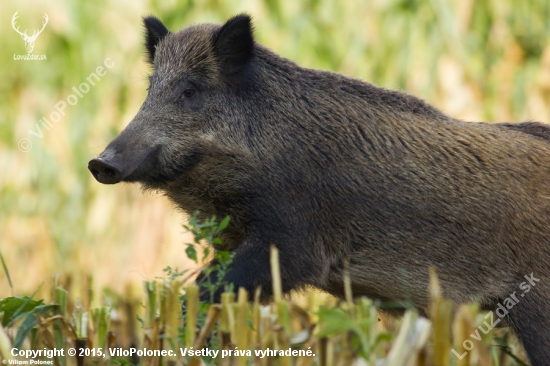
top-left (88, 146), bottom-right (161, 185)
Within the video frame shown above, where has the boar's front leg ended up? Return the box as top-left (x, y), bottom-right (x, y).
top-left (195, 237), bottom-right (329, 304)
top-left (506, 277), bottom-right (550, 365)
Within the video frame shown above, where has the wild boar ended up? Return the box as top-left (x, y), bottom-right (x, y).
top-left (88, 14), bottom-right (550, 363)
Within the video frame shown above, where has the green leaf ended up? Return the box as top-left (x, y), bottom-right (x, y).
top-left (0, 296), bottom-right (45, 327)
top-left (13, 312), bottom-right (38, 348)
top-left (202, 247), bottom-right (210, 263)
top-left (374, 332), bottom-right (393, 345)
top-left (13, 304), bottom-right (57, 348)
top-left (186, 244), bottom-right (198, 263)
top-left (316, 307), bottom-right (355, 337)
top-left (247, 319), bottom-right (255, 330)
top-left (218, 216), bottom-right (230, 231)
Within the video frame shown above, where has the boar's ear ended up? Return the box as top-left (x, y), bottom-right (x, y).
top-left (143, 16), bottom-right (170, 64)
top-left (213, 14), bottom-right (254, 74)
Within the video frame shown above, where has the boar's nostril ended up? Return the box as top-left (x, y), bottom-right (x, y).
top-left (88, 158), bottom-right (123, 185)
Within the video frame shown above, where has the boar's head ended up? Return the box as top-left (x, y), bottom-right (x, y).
top-left (89, 14), bottom-right (256, 192)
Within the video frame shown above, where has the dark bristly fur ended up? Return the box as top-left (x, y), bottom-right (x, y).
top-left (143, 16), bottom-right (170, 64)
top-left (89, 14), bottom-right (550, 363)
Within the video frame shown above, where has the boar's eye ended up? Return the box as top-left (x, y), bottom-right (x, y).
top-left (181, 89), bottom-right (195, 99)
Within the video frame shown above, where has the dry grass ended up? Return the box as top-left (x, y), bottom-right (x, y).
top-left (0, 247), bottom-right (531, 365)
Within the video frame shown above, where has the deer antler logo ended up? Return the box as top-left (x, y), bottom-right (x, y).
top-left (11, 11), bottom-right (49, 54)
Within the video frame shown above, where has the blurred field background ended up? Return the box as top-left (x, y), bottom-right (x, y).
top-left (1, 0), bottom-right (550, 361)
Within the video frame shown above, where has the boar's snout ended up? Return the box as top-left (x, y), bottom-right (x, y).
top-left (88, 158), bottom-right (123, 184)
top-left (88, 132), bottom-right (161, 185)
